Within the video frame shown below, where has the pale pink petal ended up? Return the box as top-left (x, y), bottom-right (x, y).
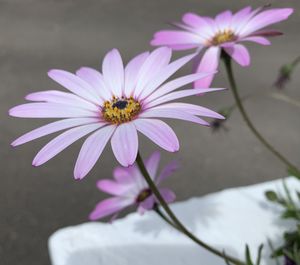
top-left (145, 87), bottom-right (224, 109)
top-left (74, 125), bottom-right (116, 179)
top-left (48, 69), bottom-right (101, 104)
top-left (215, 10), bottom-right (232, 31)
top-left (134, 119), bottom-right (179, 152)
top-left (144, 72), bottom-right (215, 103)
top-left (89, 197), bottom-right (133, 221)
top-left (239, 8), bottom-right (294, 37)
top-left (139, 52), bottom-right (197, 99)
top-left (32, 123), bottom-right (105, 166)
top-left (9, 103), bottom-right (98, 118)
top-left (167, 44), bottom-right (198, 51)
top-left (25, 90), bottom-right (100, 112)
top-left (231, 6), bottom-right (252, 30)
top-left (102, 49), bottom-right (124, 98)
top-left (156, 160), bottom-right (180, 184)
top-left (134, 47), bottom-right (172, 97)
top-left (145, 151), bottom-right (161, 180)
top-left (158, 188), bottom-right (176, 203)
top-left (224, 44), bottom-right (250, 67)
top-left (148, 103), bottom-right (224, 119)
top-left (138, 196), bottom-right (155, 211)
top-left (194, 46), bottom-right (220, 88)
top-left (97, 179), bottom-right (132, 196)
top-left (124, 52), bottom-right (150, 97)
top-left (139, 108), bottom-right (210, 126)
top-left (111, 123), bottom-right (138, 167)
top-left (151, 31), bottom-right (202, 46)
top-left (76, 67), bottom-right (112, 100)
top-left (182, 13), bottom-right (215, 38)
top-left (113, 166), bottom-right (133, 183)
top-left (241, 36), bottom-right (271, 45)
top-left (12, 118), bottom-right (100, 146)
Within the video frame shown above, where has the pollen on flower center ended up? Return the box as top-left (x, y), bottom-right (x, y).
top-left (102, 96), bottom-right (141, 124)
top-left (210, 30), bottom-right (236, 46)
top-left (136, 188), bottom-right (152, 203)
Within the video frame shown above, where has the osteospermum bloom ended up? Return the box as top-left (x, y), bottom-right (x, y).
top-left (151, 6), bottom-right (293, 88)
top-left (89, 151), bottom-right (178, 220)
top-left (9, 48), bottom-right (224, 179)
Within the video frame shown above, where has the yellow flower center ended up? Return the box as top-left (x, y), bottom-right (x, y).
top-left (210, 30), bottom-right (236, 46)
top-left (136, 188), bottom-right (152, 203)
top-left (102, 96), bottom-right (141, 124)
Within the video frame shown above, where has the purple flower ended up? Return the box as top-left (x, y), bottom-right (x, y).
top-left (10, 48), bottom-right (224, 179)
top-left (89, 151), bottom-right (178, 221)
top-left (151, 6), bottom-right (293, 88)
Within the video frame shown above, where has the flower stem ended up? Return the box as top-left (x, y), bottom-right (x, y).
top-left (222, 53), bottom-right (300, 176)
top-left (136, 151), bottom-right (245, 265)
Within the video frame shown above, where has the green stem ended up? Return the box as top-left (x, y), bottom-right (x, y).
top-left (136, 152), bottom-right (245, 265)
top-left (222, 53), bottom-right (300, 175)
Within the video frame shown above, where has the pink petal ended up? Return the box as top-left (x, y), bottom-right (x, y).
top-left (9, 103), bottom-right (98, 118)
top-left (232, 6), bottom-right (252, 30)
top-left (102, 49), bottom-right (124, 98)
top-left (151, 30), bottom-right (202, 47)
top-left (139, 52), bottom-right (197, 99)
top-left (145, 151), bottom-right (161, 180)
top-left (12, 117), bottom-right (100, 146)
top-left (25, 90), bottom-right (100, 112)
top-left (138, 196), bottom-right (155, 212)
top-left (145, 87), bottom-right (224, 109)
top-left (48, 69), bottom-right (100, 104)
top-left (134, 47), bottom-right (172, 97)
top-left (144, 72), bottom-right (215, 103)
top-left (167, 44), bottom-right (198, 51)
top-left (89, 197), bottom-right (133, 221)
top-left (113, 166), bottom-right (134, 183)
top-left (158, 188), bottom-right (176, 203)
top-left (124, 52), bottom-right (150, 97)
top-left (239, 8), bottom-right (294, 37)
top-left (182, 13), bottom-right (215, 38)
top-left (74, 125), bottom-right (116, 179)
top-left (32, 123), bottom-right (105, 167)
top-left (134, 119), bottom-right (179, 152)
top-left (97, 179), bottom-right (132, 196)
top-left (76, 67), bottom-right (112, 100)
top-left (111, 123), bottom-right (138, 167)
top-left (139, 108), bottom-right (210, 126)
top-left (249, 29), bottom-right (283, 37)
top-left (194, 46), bottom-right (220, 88)
top-left (224, 44), bottom-right (250, 67)
top-left (241, 36), bottom-right (271, 45)
top-left (156, 160), bottom-right (180, 184)
top-left (148, 103), bottom-right (224, 119)
top-left (215, 10), bottom-right (233, 31)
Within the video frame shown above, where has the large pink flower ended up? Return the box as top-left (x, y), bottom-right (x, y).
top-left (151, 6), bottom-right (293, 88)
top-left (9, 48), bottom-right (224, 179)
top-left (89, 151), bottom-right (178, 221)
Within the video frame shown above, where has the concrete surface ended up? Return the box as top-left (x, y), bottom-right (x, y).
top-left (0, 0), bottom-right (299, 265)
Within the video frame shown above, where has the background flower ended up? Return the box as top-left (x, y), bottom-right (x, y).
top-left (151, 6), bottom-right (293, 88)
top-left (89, 151), bottom-right (178, 221)
top-left (10, 47), bottom-right (224, 179)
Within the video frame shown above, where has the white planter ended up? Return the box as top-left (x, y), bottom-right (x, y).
top-left (49, 177), bottom-right (299, 265)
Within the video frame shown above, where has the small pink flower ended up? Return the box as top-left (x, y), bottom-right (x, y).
top-left (151, 6), bottom-right (293, 88)
top-left (89, 151), bottom-right (178, 221)
top-left (10, 48), bottom-right (224, 179)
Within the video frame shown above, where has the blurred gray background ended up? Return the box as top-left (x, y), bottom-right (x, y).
top-left (0, 0), bottom-right (299, 264)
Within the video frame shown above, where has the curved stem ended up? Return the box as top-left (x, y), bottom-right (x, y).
top-left (222, 53), bottom-right (300, 175)
top-left (136, 152), bottom-right (245, 265)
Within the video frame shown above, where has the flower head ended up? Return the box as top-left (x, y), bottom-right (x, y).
top-left (10, 48), bottom-right (224, 179)
top-left (89, 151), bottom-right (178, 221)
top-left (151, 6), bottom-right (293, 88)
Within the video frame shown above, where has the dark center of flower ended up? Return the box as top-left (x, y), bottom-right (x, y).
top-left (210, 30), bottom-right (236, 46)
top-left (136, 188), bottom-right (152, 203)
top-left (102, 96), bottom-right (141, 124)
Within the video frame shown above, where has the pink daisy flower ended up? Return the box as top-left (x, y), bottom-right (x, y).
top-left (151, 6), bottom-right (293, 88)
top-left (9, 48), bottom-right (224, 179)
top-left (89, 151), bottom-right (178, 221)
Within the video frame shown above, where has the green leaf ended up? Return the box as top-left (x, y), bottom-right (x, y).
top-left (245, 245), bottom-right (253, 265)
top-left (256, 244), bottom-right (264, 265)
top-left (265, 190), bottom-right (278, 202)
top-left (287, 167), bottom-right (300, 180)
